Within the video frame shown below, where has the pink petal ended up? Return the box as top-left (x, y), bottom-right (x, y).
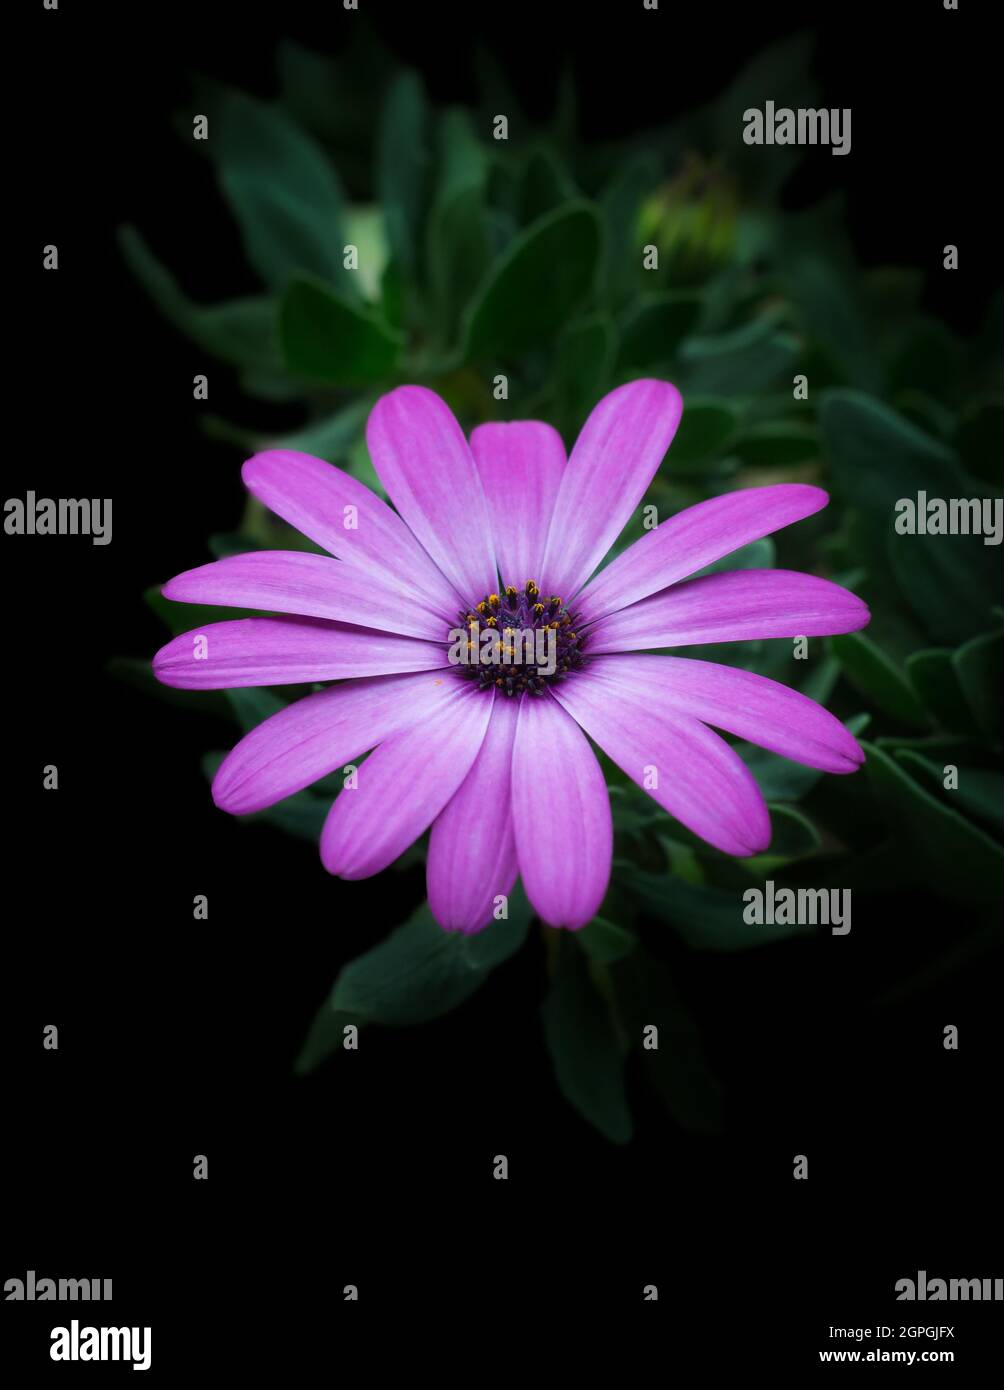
top-left (578, 654), bottom-right (864, 774)
top-left (321, 684), bottom-right (494, 879)
top-left (427, 697), bottom-right (520, 934)
top-left (153, 616), bottom-right (448, 689)
top-left (367, 385), bottom-right (497, 603)
top-left (212, 671), bottom-right (458, 815)
top-left (553, 672), bottom-right (770, 856)
top-left (242, 449), bottom-right (459, 614)
top-left (540, 379), bottom-right (683, 601)
top-left (577, 483), bottom-right (829, 623)
top-left (510, 695), bottom-right (612, 929)
top-left (586, 569), bottom-right (869, 653)
top-left (162, 550), bottom-right (445, 640)
top-left (469, 421), bottom-right (565, 588)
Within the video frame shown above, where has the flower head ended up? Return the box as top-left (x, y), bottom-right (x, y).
top-left (154, 380), bottom-right (869, 932)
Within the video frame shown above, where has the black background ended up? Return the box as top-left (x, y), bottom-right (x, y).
top-left (5, 0), bottom-right (1000, 1372)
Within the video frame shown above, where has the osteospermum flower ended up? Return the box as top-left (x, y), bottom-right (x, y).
top-left (154, 380), bottom-right (869, 932)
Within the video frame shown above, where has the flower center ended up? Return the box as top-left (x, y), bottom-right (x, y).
top-left (450, 580), bottom-right (586, 696)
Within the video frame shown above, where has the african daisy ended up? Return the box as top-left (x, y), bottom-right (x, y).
top-left (154, 380), bottom-right (869, 931)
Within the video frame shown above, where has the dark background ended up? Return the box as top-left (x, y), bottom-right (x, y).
top-left (5, 0), bottom-right (999, 1370)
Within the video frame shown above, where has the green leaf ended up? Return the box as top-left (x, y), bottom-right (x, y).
top-left (862, 741), bottom-right (1004, 902)
top-left (474, 44), bottom-right (528, 145)
top-left (677, 319), bottom-right (799, 396)
top-left (485, 208), bottom-right (520, 259)
top-left (873, 734), bottom-right (985, 759)
top-left (608, 783), bottom-right (664, 838)
top-left (554, 312), bottom-right (616, 428)
top-left (894, 752), bottom-right (1004, 835)
top-left (887, 524), bottom-right (1002, 650)
top-left (893, 388), bottom-right (955, 441)
top-left (576, 916), bottom-right (638, 964)
top-left (377, 70), bottom-right (430, 281)
top-left (257, 787), bottom-right (331, 843)
top-left (293, 1005), bottom-right (367, 1077)
top-left (323, 889), bottom-right (533, 1028)
top-left (234, 366), bottom-right (302, 403)
top-left (956, 397), bottom-right (1004, 486)
top-left (782, 248), bottom-right (880, 393)
top-left (733, 420), bottom-right (819, 467)
top-left (517, 147), bottom-right (576, 224)
top-left (830, 632), bottom-right (929, 729)
top-left (434, 107), bottom-right (490, 202)
top-left (597, 150), bottom-right (661, 305)
top-left (463, 202), bottom-right (602, 361)
top-left (610, 949), bottom-right (723, 1133)
top-left (821, 388), bottom-right (965, 520)
top-left (655, 798), bottom-right (823, 869)
top-left (224, 687), bottom-right (286, 732)
top-left (617, 292), bottom-right (702, 370)
top-left (541, 939), bottom-right (633, 1143)
top-left (952, 629), bottom-right (1003, 739)
top-left (219, 173), bottom-right (345, 292)
top-left (278, 275), bottom-right (403, 386)
top-left (622, 864), bottom-right (815, 950)
top-left (797, 655), bottom-right (842, 704)
top-left (380, 255), bottom-right (408, 333)
top-left (888, 316), bottom-right (964, 404)
top-left (713, 33), bottom-right (819, 196)
top-left (746, 804), bottom-right (822, 872)
top-left (205, 89), bottom-right (349, 291)
top-left (274, 396), bottom-right (374, 463)
top-left (118, 225), bottom-right (281, 372)
top-left (276, 33), bottom-right (393, 188)
top-left (905, 649), bottom-right (980, 733)
top-left (426, 109), bottom-right (492, 341)
top-left (820, 391), bottom-right (1002, 642)
top-left (668, 399), bottom-right (740, 467)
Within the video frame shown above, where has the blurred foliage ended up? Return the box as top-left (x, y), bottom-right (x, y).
top-left (116, 29), bottom-right (1003, 1143)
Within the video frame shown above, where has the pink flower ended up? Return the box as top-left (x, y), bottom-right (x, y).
top-left (154, 381), bottom-right (869, 932)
